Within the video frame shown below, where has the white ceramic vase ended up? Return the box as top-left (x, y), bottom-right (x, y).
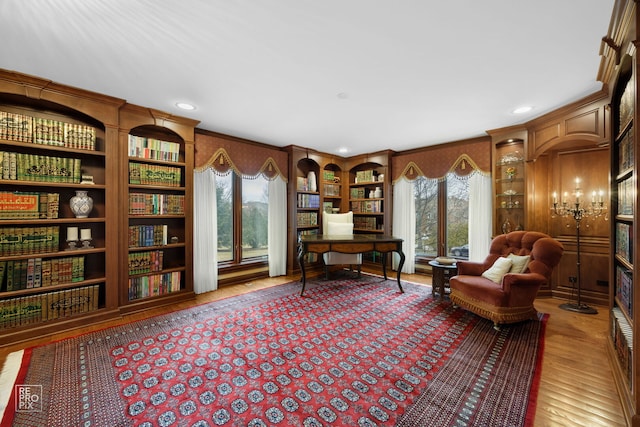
top-left (70, 190), bottom-right (93, 218)
top-left (307, 171), bottom-right (317, 192)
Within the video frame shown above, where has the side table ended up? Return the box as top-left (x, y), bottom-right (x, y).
top-left (428, 260), bottom-right (458, 299)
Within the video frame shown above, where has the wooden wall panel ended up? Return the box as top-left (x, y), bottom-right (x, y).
top-left (544, 147), bottom-right (610, 305)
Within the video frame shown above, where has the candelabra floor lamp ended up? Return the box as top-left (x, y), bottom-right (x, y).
top-left (551, 178), bottom-right (606, 314)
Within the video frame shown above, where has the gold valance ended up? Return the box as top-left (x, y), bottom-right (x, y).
top-left (194, 131), bottom-right (288, 180)
top-left (392, 137), bottom-right (491, 182)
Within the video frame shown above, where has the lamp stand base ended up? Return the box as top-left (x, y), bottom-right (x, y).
top-left (559, 302), bottom-right (598, 314)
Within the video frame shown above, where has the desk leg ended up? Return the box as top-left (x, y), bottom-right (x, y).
top-left (381, 253), bottom-right (388, 280)
top-left (396, 250), bottom-right (405, 293)
top-left (298, 249), bottom-right (307, 296)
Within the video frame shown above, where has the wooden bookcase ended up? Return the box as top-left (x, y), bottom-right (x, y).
top-left (0, 70), bottom-right (123, 345)
top-left (118, 104), bottom-right (198, 313)
top-left (322, 162), bottom-right (343, 214)
top-left (286, 146), bottom-right (322, 274)
top-left (608, 29), bottom-right (640, 424)
top-left (345, 151), bottom-right (392, 263)
top-left (345, 152), bottom-right (392, 236)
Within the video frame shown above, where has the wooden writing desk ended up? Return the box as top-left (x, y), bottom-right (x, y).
top-left (298, 234), bottom-right (405, 296)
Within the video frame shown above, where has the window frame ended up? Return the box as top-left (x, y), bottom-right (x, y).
top-left (217, 172), bottom-right (269, 270)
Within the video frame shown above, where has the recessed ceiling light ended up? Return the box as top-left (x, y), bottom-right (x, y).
top-left (512, 106), bottom-right (533, 114)
top-left (338, 147), bottom-right (349, 154)
top-left (176, 102), bottom-right (196, 111)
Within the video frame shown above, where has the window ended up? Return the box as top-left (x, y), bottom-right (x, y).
top-left (446, 174), bottom-right (469, 258)
top-left (415, 177), bottom-right (438, 258)
top-left (414, 173), bottom-right (470, 261)
top-left (216, 172), bottom-right (269, 264)
top-left (216, 173), bottom-right (234, 262)
top-left (241, 177), bottom-right (269, 259)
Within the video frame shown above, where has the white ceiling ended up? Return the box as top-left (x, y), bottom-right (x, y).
top-left (0, 0), bottom-right (614, 156)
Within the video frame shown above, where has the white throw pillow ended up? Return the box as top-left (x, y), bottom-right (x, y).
top-left (482, 257), bottom-right (513, 284)
top-left (327, 221), bottom-right (353, 235)
top-left (507, 253), bottom-right (531, 273)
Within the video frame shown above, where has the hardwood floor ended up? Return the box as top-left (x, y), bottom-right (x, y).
top-left (0, 272), bottom-right (627, 426)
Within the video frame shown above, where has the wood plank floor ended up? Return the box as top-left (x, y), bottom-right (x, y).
top-left (0, 272), bottom-right (628, 426)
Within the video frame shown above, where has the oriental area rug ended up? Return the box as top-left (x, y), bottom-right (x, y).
top-left (0, 276), bottom-right (547, 427)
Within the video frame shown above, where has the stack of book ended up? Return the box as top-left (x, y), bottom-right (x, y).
top-left (0, 110), bottom-right (97, 150)
top-left (0, 151), bottom-right (81, 183)
top-left (129, 162), bottom-right (182, 187)
top-left (128, 193), bottom-right (185, 215)
top-left (0, 256), bottom-right (84, 291)
top-left (128, 135), bottom-right (180, 162)
top-left (128, 224), bottom-right (169, 247)
top-left (127, 250), bottom-right (163, 275)
top-left (0, 226), bottom-right (60, 255)
top-left (0, 191), bottom-right (59, 219)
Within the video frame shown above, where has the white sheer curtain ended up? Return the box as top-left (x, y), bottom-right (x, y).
top-left (392, 177), bottom-right (415, 273)
top-left (468, 171), bottom-right (492, 262)
top-left (193, 168), bottom-right (218, 294)
top-left (268, 176), bottom-right (287, 276)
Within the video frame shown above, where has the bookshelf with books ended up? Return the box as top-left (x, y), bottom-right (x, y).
top-left (321, 163), bottom-right (343, 214)
top-left (606, 10), bottom-right (640, 423)
top-left (118, 103), bottom-right (198, 313)
top-left (0, 69), bottom-right (123, 344)
top-left (285, 146), bottom-right (324, 274)
top-left (345, 152), bottom-right (392, 264)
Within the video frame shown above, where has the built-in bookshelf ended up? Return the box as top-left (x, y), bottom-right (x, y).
top-left (118, 104), bottom-right (197, 313)
top-left (0, 70), bottom-right (123, 344)
top-left (349, 166), bottom-right (386, 233)
top-left (322, 164), bottom-right (343, 214)
top-left (608, 43), bottom-right (638, 425)
top-left (343, 152), bottom-right (392, 265)
top-left (295, 158), bottom-right (320, 264)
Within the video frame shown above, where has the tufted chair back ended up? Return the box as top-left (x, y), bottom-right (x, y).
top-left (480, 230), bottom-right (563, 283)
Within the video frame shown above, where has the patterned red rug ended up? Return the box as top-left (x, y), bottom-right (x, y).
top-left (0, 276), bottom-right (546, 427)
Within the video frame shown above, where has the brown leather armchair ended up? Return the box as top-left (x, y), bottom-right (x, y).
top-left (449, 231), bottom-right (563, 329)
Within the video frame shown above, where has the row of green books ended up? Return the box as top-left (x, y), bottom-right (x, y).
top-left (129, 162), bottom-right (182, 187)
top-left (0, 284), bottom-right (99, 329)
top-left (128, 250), bottom-right (163, 275)
top-left (355, 169), bottom-right (376, 183)
top-left (128, 193), bottom-right (185, 215)
top-left (0, 226), bottom-right (60, 256)
top-left (0, 191), bottom-right (59, 219)
top-left (0, 110), bottom-right (97, 150)
top-left (0, 256), bottom-right (84, 292)
top-left (128, 135), bottom-right (180, 162)
top-left (1, 151), bottom-right (81, 182)
top-left (128, 271), bottom-right (181, 301)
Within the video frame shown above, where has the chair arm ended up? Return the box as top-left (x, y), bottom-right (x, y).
top-left (456, 261), bottom-right (486, 276)
top-left (501, 272), bottom-right (546, 306)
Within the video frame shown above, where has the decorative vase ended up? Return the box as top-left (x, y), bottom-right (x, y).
top-left (307, 171), bottom-right (317, 192)
top-left (501, 218), bottom-right (512, 234)
top-left (70, 190), bottom-right (93, 218)
top-left (374, 187), bottom-right (382, 198)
